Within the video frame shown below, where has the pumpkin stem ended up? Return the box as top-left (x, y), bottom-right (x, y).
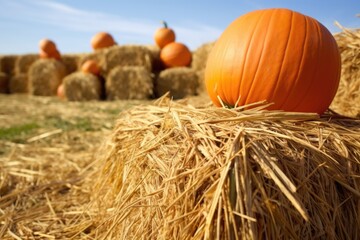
top-left (161, 20), bottom-right (168, 28)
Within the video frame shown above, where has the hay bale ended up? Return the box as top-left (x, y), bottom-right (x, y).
top-left (63, 72), bottom-right (103, 101)
top-left (103, 45), bottom-right (153, 76)
top-left (61, 54), bottom-right (81, 74)
top-left (145, 45), bottom-right (163, 72)
top-left (14, 54), bottom-right (39, 74)
top-left (155, 67), bottom-right (199, 99)
top-left (28, 59), bottom-right (67, 96)
top-left (0, 72), bottom-right (9, 93)
top-left (106, 66), bottom-right (153, 100)
top-left (9, 74), bottom-right (29, 93)
top-left (331, 26), bottom-right (360, 117)
top-left (191, 42), bottom-right (215, 71)
top-left (93, 98), bottom-right (360, 239)
top-left (0, 55), bottom-right (18, 76)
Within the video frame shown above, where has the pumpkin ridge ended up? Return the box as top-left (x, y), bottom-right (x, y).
top-left (277, 13), bottom-right (309, 111)
top-left (268, 10), bottom-right (294, 106)
top-left (235, 11), bottom-right (266, 107)
top-left (243, 10), bottom-right (276, 106)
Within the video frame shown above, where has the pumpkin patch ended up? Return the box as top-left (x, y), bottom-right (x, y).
top-left (205, 8), bottom-right (341, 114)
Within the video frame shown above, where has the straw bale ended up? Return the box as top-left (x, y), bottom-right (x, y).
top-left (103, 45), bottom-right (153, 76)
top-left (106, 66), bottom-right (153, 100)
top-left (146, 44), bottom-right (164, 72)
top-left (93, 97), bottom-right (360, 239)
top-left (0, 72), bottom-right (9, 93)
top-left (28, 59), bottom-right (67, 96)
top-left (14, 54), bottom-right (39, 74)
top-left (0, 55), bottom-right (18, 76)
top-left (156, 67), bottom-right (199, 99)
top-left (9, 73), bottom-right (29, 93)
top-left (191, 42), bottom-right (215, 71)
top-left (61, 54), bottom-right (81, 74)
top-left (331, 25), bottom-right (360, 117)
top-left (63, 72), bottom-right (103, 101)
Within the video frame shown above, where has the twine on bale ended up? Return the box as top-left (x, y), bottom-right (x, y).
top-left (93, 95), bottom-right (360, 239)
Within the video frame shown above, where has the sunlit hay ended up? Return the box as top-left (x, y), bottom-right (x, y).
top-left (155, 67), bottom-right (199, 99)
top-left (61, 54), bottom-right (81, 74)
top-left (14, 54), bottom-right (39, 75)
top-left (331, 24), bottom-right (360, 117)
top-left (93, 96), bottom-right (360, 240)
top-left (0, 55), bottom-right (18, 76)
top-left (106, 66), bottom-right (153, 100)
top-left (9, 73), bottom-right (29, 94)
top-left (191, 42), bottom-right (215, 71)
top-left (28, 59), bottom-right (67, 96)
top-left (0, 72), bottom-right (9, 93)
top-left (145, 44), bottom-right (164, 72)
top-left (103, 45), bottom-right (153, 76)
top-left (62, 72), bottom-right (103, 101)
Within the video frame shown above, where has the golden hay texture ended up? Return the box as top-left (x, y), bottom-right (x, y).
top-left (103, 45), bottom-right (153, 76)
top-left (28, 59), bottom-right (67, 96)
top-left (106, 66), bottom-right (153, 100)
top-left (191, 42), bottom-right (215, 71)
top-left (94, 97), bottom-right (360, 239)
top-left (61, 54), bottom-right (81, 74)
top-left (0, 55), bottom-right (17, 76)
top-left (0, 72), bottom-right (9, 93)
top-left (14, 54), bottom-right (39, 75)
top-left (9, 73), bottom-right (29, 94)
top-left (331, 25), bottom-right (360, 117)
top-left (156, 67), bottom-right (199, 99)
top-left (63, 72), bottom-right (103, 101)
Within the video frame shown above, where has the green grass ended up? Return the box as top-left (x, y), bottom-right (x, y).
top-left (0, 122), bottom-right (40, 142)
top-left (45, 116), bottom-right (95, 131)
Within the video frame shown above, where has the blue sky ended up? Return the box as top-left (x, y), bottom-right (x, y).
top-left (0, 0), bottom-right (358, 54)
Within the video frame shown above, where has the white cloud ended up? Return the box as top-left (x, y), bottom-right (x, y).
top-left (0, 0), bottom-right (222, 49)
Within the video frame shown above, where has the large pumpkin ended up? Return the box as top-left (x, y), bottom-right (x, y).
top-left (160, 42), bottom-right (192, 68)
top-left (91, 32), bottom-right (116, 50)
top-left (154, 21), bottom-right (176, 49)
top-left (205, 8), bottom-right (341, 114)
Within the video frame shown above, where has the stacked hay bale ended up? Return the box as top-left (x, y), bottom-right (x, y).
top-left (28, 59), bottom-right (67, 96)
top-left (0, 72), bottom-right (9, 93)
top-left (62, 72), bottom-right (103, 101)
top-left (9, 54), bottom-right (38, 94)
top-left (106, 66), bottom-right (152, 100)
top-left (155, 67), bottom-right (199, 99)
top-left (191, 42), bottom-right (215, 94)
top-left (92, 97), bottom-right (360, 239)
top-left (104, 45), bottom-right (154, 100)
top-left (61, 54), bottom-right (81, 74)
top-left (331, 26), bottom-right (360, 117)
top-left (0, 55), bottom-right (18, 93)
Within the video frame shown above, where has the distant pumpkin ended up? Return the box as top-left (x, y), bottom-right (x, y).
top-left (39, 49), bottom-right (61, 60)
top-left (57, 83), bottom-right (65, 99)
top-left (160, 42), bottom-right (192, 68)
top-left (205, 8), bottom-right (341, 114)
top-left (154, 21), bottom-right (176, 49)
top-left (81, 60), bottom-right (100, 76)
top-left (39, 38), bottom-right (57, 54)
top-left (91, 32), bottom-right (116, 50)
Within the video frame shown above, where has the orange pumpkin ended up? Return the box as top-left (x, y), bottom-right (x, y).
top-left (39, 38), bottom-right (57, 54)
top-left (91, 32), bottom-right (116, 50)
top-left (39, 49), bottom-right (61, 60)
top-left (160, 42), bottom-right (192, 68)
top-left (205, 8), bottom-right (341, 114)
top-left (81, 60), bottom-right (100, 75)
top-left (57, 83), bottom-right (65, 100)
top-left (154, 21), bottom-right (176, 49)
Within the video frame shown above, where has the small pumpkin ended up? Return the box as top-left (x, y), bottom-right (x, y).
top-left (39, 38), bottom-right (57, 54)
top-left (57, 83), bottom-right (65, 99)
top-left (81, 60), bottom-right (100, 76)
top-left (91, 32), bottom-right (116, 50)
top-left (205, 8), bottom-right (341, 114)
top-left (160, 42), bottom-right (192, 68)
top-left (39, 49), bottom-right (61, 60)
top-left (154, 21), bottom-right (176, 49)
